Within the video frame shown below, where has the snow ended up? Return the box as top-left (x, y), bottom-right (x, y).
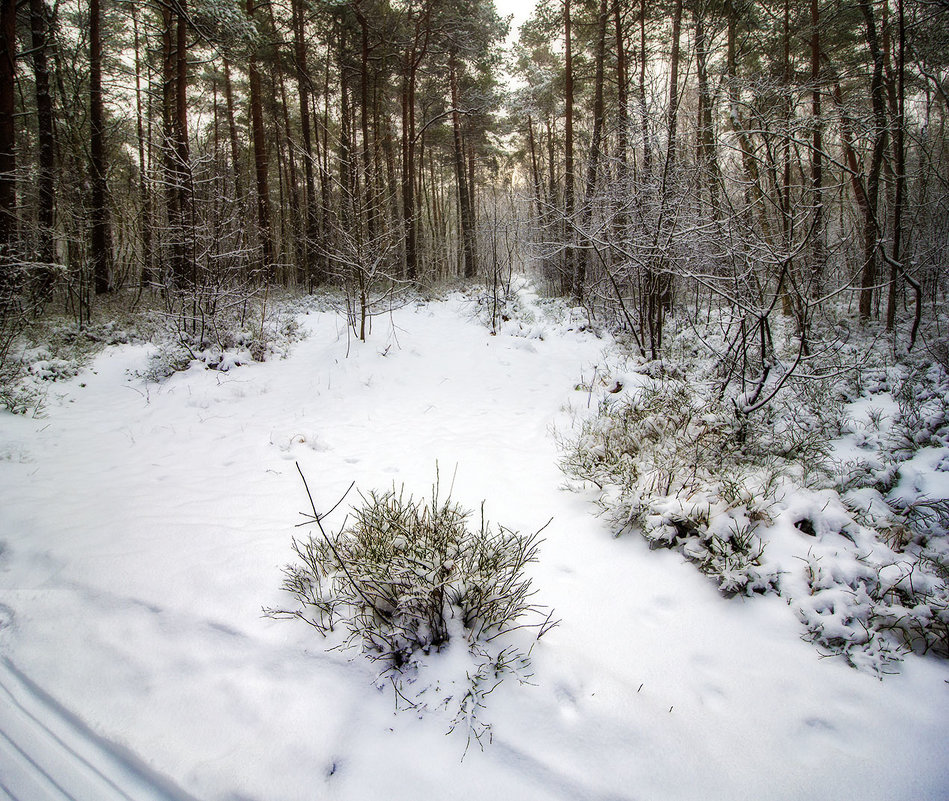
top-left (1, 288), bottom-right (948, 801)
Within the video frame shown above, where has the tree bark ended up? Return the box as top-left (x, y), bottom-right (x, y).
top-left (160, 1), bottom-right (177, 285)
top-left (354, 6), bottom-right (377, 243)
top-left (614, 0), bottom-right (628, 176)
top-left (222, 58), bottom-right (243, 203)
top-left (637, 0), bottom-right (652, 179)
top-left (400, 4), bottom-right (431, 281)
top-left (575, 0), bottom-right (609, 301)
top-left (131, 3), bottom-right (153, 286)
top-left (886, 0), bottom-right (904, 331)
top-left (694, 4), bottom-right (718, 213)
top-left (810, 0), bottom-right (824, 293)
top-left (401, 49), bottom-right (415, 278)
top-left (293, 0), bottom-right (319, 286)
top-left (90, 0), bottom-right (113, 293)
top-left (450, 51), bottom-right (476, 279)
top-left (858, 0), bottom-right (887, 320)
top-left (247, 0), bottom-right (274, 279)
top-left (564, 0), bottom-right (575, 297)
top-left (0, 0), bottom-right (14, 267)
top-left (665, 0), bottom-right (682, 176)
top-left (30, 0), bottom-right (56, 290)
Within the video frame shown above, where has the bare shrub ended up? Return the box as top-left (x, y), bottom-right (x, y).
top-left (268, 467), bottom-right (556, 748)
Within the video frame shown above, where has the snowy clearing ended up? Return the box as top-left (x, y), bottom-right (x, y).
top-left (1, 291), bottom-right (947, 801)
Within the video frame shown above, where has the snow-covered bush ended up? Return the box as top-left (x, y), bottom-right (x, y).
top-left (473, 275), bottom-right (539, 336)
top-left (270, 472), bottom-right (554, 746)
top-left (797, 548), bottom-right (949, 670)
top-left (887, 361), bottom-right (949, 460)
top-left (0, 374), bottom-right (42, 415)
top-left (0, 301), bottom-right (152, 413)
top-left (470, 273), bottom-right (597, 340)
top-left (561, 373), bottom-right (832, 596)
top-left (826, 354), bottom-right (949, 668)
top-left (139, 343), bottom-right (195, 381)
top-left (562, 321), bottom-right (949, 675)
top-left (135, 292), bottom-right (306, 381)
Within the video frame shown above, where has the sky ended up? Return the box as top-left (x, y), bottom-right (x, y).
top-left (494, 0), bottom-right (537, 34)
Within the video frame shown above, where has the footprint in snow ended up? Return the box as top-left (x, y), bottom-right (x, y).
top-left (698, 683), bottom-right (726, 711)
top-left (803, 716), bottom-right (837, 734)
top-left (555, 684), bottom-right (580, 721)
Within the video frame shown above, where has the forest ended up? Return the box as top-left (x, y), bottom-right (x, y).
top-left (0, 0), bottom-right (945, 352)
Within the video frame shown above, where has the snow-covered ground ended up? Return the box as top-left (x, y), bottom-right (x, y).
top-left (1, 288), bottom-right (947, 801)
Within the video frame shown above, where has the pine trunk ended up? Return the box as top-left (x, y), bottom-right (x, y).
top-left (90, 0), bottom-right (112, 293)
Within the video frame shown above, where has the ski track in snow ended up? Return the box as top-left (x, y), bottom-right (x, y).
top-left (0, 657), bottom-right (198, 801)
top-left (1, 289), bottom-right (948, 801)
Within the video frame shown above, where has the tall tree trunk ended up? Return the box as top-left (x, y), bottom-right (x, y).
top-left (466, 134), bottom-right (476, 258)
top-left (162, 2), bottom-right (191, 286)
top-left (222, 58), bottom-right (243, 203)
top-left (694, 3), bottom-right (718, 213)
top-left (612, 0), bottom-right (631, 300)
top-left (564, 0), bottom-right (575, 297)
top-left (575, 0), bottom-right (608, 301)
top-left (886, 0), bottom-right (905, 332)
top-left (637, 0), bottom-right (652, 179)
top-left (175, 0), bottom-right (191, 282)
top-left (175, 3), bottom-right (192, 285)
top-left (526, 114), bottom-right (543, 220)
top-left (401, 48), bottom-right (415, 279)
top-left (319, 52), bottom-right (332, 278)
top-left (292, 0), bottom-right (319, 286)
top-left (160, 1), bottom-right (177, 285)
top-left (614, 0), bottom-right (628, 176)
top-left (354, 7), bottom-right (377, 243)
top-left (400, 8), bottom-right (430, 281)
top-left (450, 51), bottom-right (476, 279)
top-left (779, 0), bottom-right (793, 316)
top-left (247, 0), bottom-right (273, 279)
top-left (654, 0), bottom-right (682, 316)
top-left (665, 0), bottom-right (682, 176)
top-left (0, 0), bottom-right (14, 267)
top-left (30, 0), bottom-right (56, 290)
top-left (810, 0), bottom-right (824, 294)
top-left (339, 29), bottom-right (356, 231)
top-left (90, 0), bottom-right (113, 294)
top-left (131, 3), bottom-right (153, 286)
top-left (275, 66), bottom-right (301, 276)
top-left (858, 0), bottom-right (887, 319)
top-left (382, 108), bottom-right (399, 241)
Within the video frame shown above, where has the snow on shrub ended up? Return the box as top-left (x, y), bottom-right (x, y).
top-left (563, 338), bottom-right (949, 676)
top-left (560, 372), bottom-right (815, 596)
top-left (137, 297), bottom-right (306, 381)
top-left (269, 467), bottom-right (556, 748)
top-left (827, 355), bottom-right (949, 668)
top-left (471, 274), bottom-right (594, 341)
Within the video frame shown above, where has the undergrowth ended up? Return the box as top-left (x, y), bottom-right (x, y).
top-left (561, 367), bottom-right (833, 597)
top-left (0, 287), bottom-right (308, 413)
top-left (561, 313), bottom-right (949, 676)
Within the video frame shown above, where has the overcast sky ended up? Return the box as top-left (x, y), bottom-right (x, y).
top-left (494, 0), bottom-right (537, 33)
